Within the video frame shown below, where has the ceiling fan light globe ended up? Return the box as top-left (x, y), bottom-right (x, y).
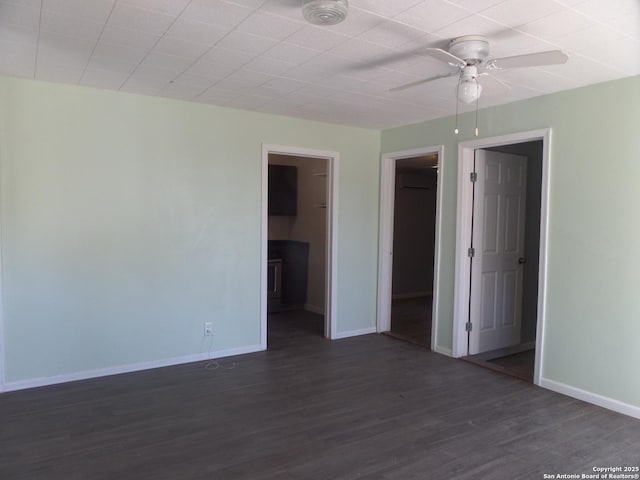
top-left (458, 79), bottom-right (482, 104)
top-left (302, 0), bottom-right (349, 25)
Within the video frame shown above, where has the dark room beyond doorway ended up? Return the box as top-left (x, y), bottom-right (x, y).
top-left (386, 154), bottom-right (438, 348)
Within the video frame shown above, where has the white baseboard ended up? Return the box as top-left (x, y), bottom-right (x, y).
top-left (392, 291), bottom-right (432, 300)
top-left (432, 345), bottom-right (453, 357)
top-left (540, 377), bottom-right (640, 420)
top-left (332, 326), bottom-right (376, 340)
top-left (2, 344), bottom-right (264, 393)
top-left (304, 303), bottom-right (325, 315)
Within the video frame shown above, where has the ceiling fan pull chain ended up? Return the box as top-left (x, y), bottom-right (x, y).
top-left (454, 78), bottom-right (461, 135)
top-left (474, 94), bottom-right (479, 137)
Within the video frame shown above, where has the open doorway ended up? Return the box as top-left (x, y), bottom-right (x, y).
top-left (453, 130), bottom-right (551, 385)
top-left (261, 145), bottom-right (338, 350)
top-left (377, 146), bottom-right (443, 350)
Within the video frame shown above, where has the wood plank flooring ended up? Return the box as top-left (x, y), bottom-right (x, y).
top-left (0, 312), bottom-right (638, 479)
top-left (463, 349), bottom-right (536, 383)
top-left (388, 296), bottom-right (431, 348)
top-left (488, 350), bottom-right (536, 381)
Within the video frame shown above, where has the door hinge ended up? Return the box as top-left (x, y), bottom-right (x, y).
top-left (470, 172), bottom-right (478, 182)
top-left (468, 247), bottom-right (475, 258)
top-left (465, 322), bottom-right (473, 332)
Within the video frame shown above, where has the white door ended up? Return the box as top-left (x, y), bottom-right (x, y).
top-left (468, 150), bottom-right (527, 355)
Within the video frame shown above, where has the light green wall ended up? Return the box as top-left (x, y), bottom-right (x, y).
top-left (2, 73), bottom-right (639, 410)
top-left (0, 77), bottom-right (380, 383)
top-left (382, 75), bottom-right (640, 408)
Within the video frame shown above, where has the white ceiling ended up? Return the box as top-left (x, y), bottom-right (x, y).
top-left (0, 0), bottom-right (638, 129)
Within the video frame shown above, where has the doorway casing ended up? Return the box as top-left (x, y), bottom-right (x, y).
top-left (377, 146), bottom-right (444, 353)
top-left (452, 129), bottom-right (551, 386)
top-left (0, 227), bottom-right (4, 392)
top-left (261, 144), bottom-right (339, 348)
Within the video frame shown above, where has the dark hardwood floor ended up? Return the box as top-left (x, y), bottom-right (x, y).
top-left (463, 348), bottom-right (536, 383)
top-left (387, 296), bottom-right (432, 348)
top-left (268, 309), bottom-right (325, 347)
top-left (488, 350), bottom-right (536, 381)
top-left (1, 312), bottom-right (638, 479)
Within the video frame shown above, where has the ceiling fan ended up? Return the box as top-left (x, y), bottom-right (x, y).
top-left (390, 35), bottom-right (569, 105)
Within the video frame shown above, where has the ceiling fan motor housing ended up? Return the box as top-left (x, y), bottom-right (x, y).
top-left (302, 0), bottom-right (349, 25)
top-left (448, 35), bottom-right (490, 63)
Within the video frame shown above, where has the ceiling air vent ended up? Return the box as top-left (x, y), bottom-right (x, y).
top-left (302, 0), bottom-right (348, 26)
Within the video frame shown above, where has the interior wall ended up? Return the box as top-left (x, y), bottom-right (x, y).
top-left (268, 154), bottom-right (326, 312)
top-left (0, 76), bottom-right (380, 386)
top-left (392, 166), bottom-right (437, 297)
top-left (267, 216), bottom-right (290, 241)
top-left (486, 141), bottom-right (543, 345)
top-left (382, 74), bottom-right (640, 409)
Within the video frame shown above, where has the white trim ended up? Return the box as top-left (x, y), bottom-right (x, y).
top-left (304, 303), bottom-right (325, 315)
top-left (431, 158), bottom-right (444, 354)
top-left (377, 146), bottom-right (444, 354)
top-left (333, 326), bottom-right (376, 339)
top-left (261, 144), bottom-right (339, 346)
top-left (533, 130), bottom-right (552, 386)
top-left (260, 145), bottom-right (269, 350)
top-left (0, 157), bottom-right (4, 393)
top-left (540, 377), bottom-right (640, 420)
top-left (452, 148), bottom-right (475, 359)
top-left (261, 146), bottom-right (269, 350)
top-left (452, 129), bottom-right (551, 388)
top-left (376, 153), bottom-right (396, 333)
top-left (326, 147), bottom-right (339, 340)
top-left (2, 344), bottom-right (262, 393)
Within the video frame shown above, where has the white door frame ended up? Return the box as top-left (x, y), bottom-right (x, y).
top-left (377, 145), bottom-right (444, 352)
top-left (0, 208), bottom-right (4, 392)
top-left (452, 129), bottom-right (551, 386)
top-left (261, 144), bottom-right (339, 349)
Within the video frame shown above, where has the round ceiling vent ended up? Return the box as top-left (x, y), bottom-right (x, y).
top-left (302, 0), bottom-right (349, 26)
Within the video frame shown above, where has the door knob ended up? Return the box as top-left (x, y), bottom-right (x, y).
top-left (518, 257), bottom-right (526, 265)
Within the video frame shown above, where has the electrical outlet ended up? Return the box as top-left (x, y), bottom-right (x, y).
top-left (204, 322), bottom-right (213, 336)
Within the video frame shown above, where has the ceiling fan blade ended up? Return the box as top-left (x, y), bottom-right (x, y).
top-left (347, 49), bottom-right (430, 71)
top-left (486, 50), bottom-right (568, 70)
top-left (477, 73), bottom-right (511, 96)
top-left (389, 72), bottom-right (458, 92)
top-left (422, 48), bottom-right (467, 68)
